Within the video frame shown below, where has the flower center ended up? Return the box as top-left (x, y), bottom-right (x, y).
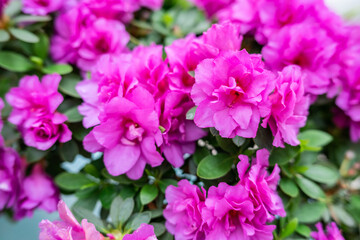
top-left (121, 122), bottom-right (144, 145)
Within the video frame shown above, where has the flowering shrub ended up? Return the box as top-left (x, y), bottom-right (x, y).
top-left (0, 0), bottom-right (359, 239)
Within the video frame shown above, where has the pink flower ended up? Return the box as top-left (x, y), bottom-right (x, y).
top-left (15, 164), bottom-right (59, 220)
top-left (0, 146), bottom-right (22, 211)
top-left (311, 222), bottom-right (345, 240)
top-left (22, 0), bottom-right (63, 16)
top-left (23, 113), bottom-right (72, 151)
top-left (5, 74), bottom-right (63, 126)
top-left (165, 22), bottom-right (242, 93)
top-left (191, 50), bottom-right (275, 138)
top-left (139, 0), bottom-right (163, 10)
top-left (262, 22), bottom-right (340, 95)
top-left (83, 87), bottom-right (163, 180)
top-left (202, 182), bottom-right (275, 239)
top-left (237, 149), bottom-right (286, 223)
top-left (164, 180), bottom-right (207, 240)
top-left (51, 3), bottom-right (130, 71)
top-left (0, 98), bottom-right (4, 145)
top-left (262, 65), bottom-right (310, 147)
top-left (6, 74), bottom-right (71, 150)
top-left (76, 18), bottom-right (129, 71)
top-left (157, 91), bottom-right (207, 167)
top-left (39, 200), bottom-right (104, 240)
top-left (123, 224), bottom-right (157, 240)
top-left (189, 0), bottom-right (234, 18)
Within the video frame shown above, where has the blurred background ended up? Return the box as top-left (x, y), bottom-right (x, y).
top-left (1, 0), bottom-right (360, 239)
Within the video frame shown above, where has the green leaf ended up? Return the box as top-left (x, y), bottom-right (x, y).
top-left (303, 164), bottom-right (339, 185)
top-left (0, 51), bottom-right (34, 72)
top-left (216, 136), bottom-right (238, 154)
top-left (84, 164), bottom-right (100, 178)
top-left (9, 28), bottom-right (39, 43)
top-left (296, 224), bottom-right (311, 237)
top-left (295, 175), bottom-right (325, 199)
top-left (279, 218), bottom-right (298, 239)
top-left (254, 126), bottom-right (273, 151)
top-left (186, 106), bottom-right (197, 120)
top-left (99, 185), bottom-right (117, 209)
top-left (13, 15), bottom-right (51, 24)
top-left (75, 186), bottom-right (98, 199)
top-left (59, 76), bottom-right (81, 98)
top-left (59, 140), bottom-right (79, 162)
top-left (298, 130), bottom-right (333, 151)
top-left (25, 147), bottom-right (48, 163)
top-left (64, 107), bottom-right (83, 123)
top-left (152, 222), bottom-right (166, 236)
top-left (279, 178), bottom-right (299, 197)
top-left (43, 64), bottom-right (73, 75)
top-left (110, 196), bottom-right (135, 227)
top-left (232, 136), bottom-right (245, 147)
top-left (333, 205), bottom-right (356, 227)
top-left (5, 0), bottom-right (22, 17)
top-left (0, 30), bottom-right (10, 42)
top-left (294, 201), bottom-right (326, 223)
top-left (269, 144), bottom-right (300, 166)
top-left (193, 147), bottom-right (209, 165)
top-left (140, 184), bottom-right (159, 205)
top-left (125, 212), bottom-right (152, 231)
top-left (197, 153), bottom-right (234, 180)
top-left (55, 173), bottom-right (94, 191)
top-left (159, 179), bottom-right (178, 193)
top-left (72, 206), bottom-right (106, 232)
top-left (33, 33), bottom-right (49, 60)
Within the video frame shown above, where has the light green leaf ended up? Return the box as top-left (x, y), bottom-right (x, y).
top-left (43, 64), bottom-right (73, 75)
top-left (197, 153), bottom-right (233, 180)
top-left (0, 51), bottom-right (34, 72)
top-left (140, 184), bottom-right (159, 205)
top-left (279, 178), bottom-right (299, 197)
top-left (296, 224), bottom-right (312, 237)
top-left (110, 196), bottom-right (135, 227)
top-left (5, 0), bottom-right (22, 17)
top-left (279, 218), bottom-right (298, 239)
top-left (59, 76), bottom-right (81, 98)
top-left (64, 107), bottom-right (83, 123)
top-left (152, 222), bottom-right (166, 236)
top-left (13, 15), bottom-right (51, 24)
top-left (125, 212), bottom-right (152, 231)
top-left (0, 30), bottom-right (10, 42)
top-left (55, 173), bottom-right (93, 191)
top-left (9, 28), bottom-right (39, 43)
top-left (298, 130), bottom-right (333, 151)
top-left (296, 175), bottom-right (326, 199)
top-left (303, 164), bottom-right (339, 185)
top-left (186, 106), bottom-right (197, 120)
top-left (72, 206), bottom-right (106, 232)
top-left (295, 201), bottom-right (326, 223)
top-left (333, 205), bottom-right (356, 227)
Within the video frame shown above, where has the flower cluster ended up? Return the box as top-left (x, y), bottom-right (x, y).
top-left (164, 149), bottom-right (285, 239)
top-left (311, 222), bottom-right (345, 240)
top-left (190, 0), bottom-right (360, 141)
top-left (50, 0), bottom-right (163, 71)
top-left (6, 74), bottom-right (71, 151)
top-left (39, 200), bottom-right (157, 240)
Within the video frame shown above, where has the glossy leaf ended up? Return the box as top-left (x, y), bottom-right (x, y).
top-left (9, 28), bottom-right (39, 43)
top-left (295, 201), bottom-right (326, 223)
top-left (64, 106), bottom-right (83, 123)
top-left (295, 175), bottom-right (325, 199)
top-left (0, 51), bottom-right (34, 72)
top-left (279, 178), bottom-right (299, 197)
top-left (303, 164), bottom-right (339, 185)
top-left (197, 153), bottom-right (233, 180)
top-left (159, 179), bottom-right (178, 193)
top-left (110, 196), bottom-right (135, 227)
top-left (140, 184), bottom-right (159, 205)
top-left (186, 106), bottom-right (197, 120)
top-left (43, 64), bottom-right (73, 75)
top-left (55, 173), bottom-right (94, 191)
top-left (59, 76), bottom-right (81, 98)
top-left (279, 218), bottom-right (298, 239)
top-left (0, 30), bottom-right (10, 42)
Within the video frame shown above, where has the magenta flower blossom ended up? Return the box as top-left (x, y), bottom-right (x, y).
top-left (22, 113), bottom-right (72, 151)
top-left (202, 182), bottom-right (275, 239)
top-left (39, 200), bottom-right (105, 240)
top-left (22, 0), bottom-right (63, 15)
top-left (189, 0), bottom-right (234, 18)
top-left (5, 74), bottom-right (63, 126)
top-left (191, 50), bottom-right (275, 138)
top-left (262, 22), bottom-right (339, 95)
top-left (0, 146), bottom-right (22, 211)
top-left (262, 65), bottom-right (310, 147)
top-left (6, 74), bottom-right (71, 150)
top-left (51, 3), bottom-right (130, 71)
top-left (123, 224), bottom-right (157, 240)
top-left (311, 222), bottom-right (345, 240)
top-left (76, 18), bottom-right (130, 71)
top-left (237, 149), bottom-right (286, 223)
top-left (83, 87), bottom-right (163, 179)
top-left (157, 91), bottom-right (207, 167)
top-left (15, 164), bottom-right (59, 220)
top-left (0, 98), bottom-right (4, 145)
top-left (165, 22), bottom-right (242, 93)
top-left (164, 180), bottom-right (207, 240)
